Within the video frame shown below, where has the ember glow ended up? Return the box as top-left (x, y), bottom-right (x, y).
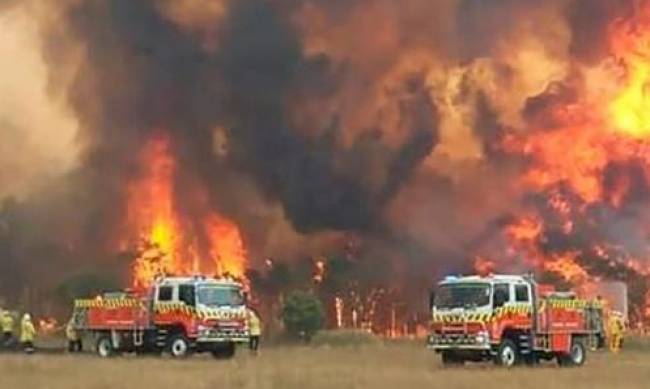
top-left (129, 134), bottom-right (247, 288)
top-left (38, 317), bottom-right (59, 335)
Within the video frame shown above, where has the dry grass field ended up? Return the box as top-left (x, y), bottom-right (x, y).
top-left (1, 338), bottom-right (649, 389)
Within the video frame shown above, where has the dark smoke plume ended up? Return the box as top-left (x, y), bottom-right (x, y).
top-left (566, 0), bottom-right (635, 64)
top-left (3, 0), bottom-right (650, 322)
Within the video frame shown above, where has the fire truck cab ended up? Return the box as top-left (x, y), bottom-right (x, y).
top-left (73, 276), bottom-right (250, 359)
top-left (427, 274), bottom-right (603, 367)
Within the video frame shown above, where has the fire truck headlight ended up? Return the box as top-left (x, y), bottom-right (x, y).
top-left (475, 331), bottom-right (489, 344)
top-left (197, 324), bottom-right (211, 336)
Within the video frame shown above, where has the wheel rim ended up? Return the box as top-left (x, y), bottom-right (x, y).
top-left (501, 346), bottom-right (516, 366)
top-left (98, 340), bottom-right (111, 357)
top-left (571, 344), bottom-right (584, 364)
top-left (171, 339), bottom-right (187, 356)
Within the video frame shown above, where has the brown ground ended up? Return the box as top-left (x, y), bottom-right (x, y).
top-left (0, 340), bottom-right (648, 389)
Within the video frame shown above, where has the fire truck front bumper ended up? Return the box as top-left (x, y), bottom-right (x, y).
top-left (197, 325), bottom-right (250, 343)
top-left (427, 331), bottom-right (491, 351)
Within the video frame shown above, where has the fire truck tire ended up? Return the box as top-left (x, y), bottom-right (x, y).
top-left (96, 336), bottom-right (114, 358)
top-left (496, 339), bottom-right (520, 367)
top-left (558, 339), bottom-right (586, 367)
top-left (167, 335), bottom-right (192, 358)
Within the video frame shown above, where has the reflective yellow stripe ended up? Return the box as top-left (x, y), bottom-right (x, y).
top-left (74, 298), bottom-right (142, 309)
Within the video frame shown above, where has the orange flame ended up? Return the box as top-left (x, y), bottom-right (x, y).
top-left (543, 253), bottom-right (590, 284)
top-left (204, 214), bottom-right (247, 278)
top-left (312, 258), bottom-right (326, 283)
top-left (609, 4), bottom-right (650, 139)
top-left (38, 317), bottom-right (58, 335)
top-left (127, 134), bottom-right (247, 287)
top-left (489, 6), bottom-right (650, 318)
top-left (505, 216), bottom-right (543, 244)
top-left (473, 256), bottom-right (496, 276)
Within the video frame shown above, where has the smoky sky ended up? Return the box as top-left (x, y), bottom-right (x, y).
top-left (40, 0), bottom-right (441, 237)
top-left (3, 0), bottom-right (650, 313)
top-left (566, 0), bottom-right (636, 64)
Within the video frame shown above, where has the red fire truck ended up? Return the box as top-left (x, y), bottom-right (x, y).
top-left (427, 274), bottom-right (604, 367)
top-left (72, 276), bottom-right (250, 358)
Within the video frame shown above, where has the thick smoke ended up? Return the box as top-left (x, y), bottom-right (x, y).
top-left (0, 0), bottom-right (446, 298)
top-left (0, 2), bottom-right (77, 200)
top-left (2, 0), bottom-right (650, 320)
top-left (566, 0), bottom-right (636, 64)
top-left (40, 0), bottom-right (441, 235)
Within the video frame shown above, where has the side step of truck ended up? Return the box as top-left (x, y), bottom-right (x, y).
top-left (518, 334), bottom-right (532, 355)
top-left (156, 329), bottom-right (168, 348)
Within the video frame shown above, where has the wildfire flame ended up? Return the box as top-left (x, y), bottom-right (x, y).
top-left (543, 253), bottom-right (590, 284)
top-left (609, 5), bottom-right (650, 138)
top-left (313, 258), bottom-right (326, 283)
top-left (473, 256), bottom-right (496, 276)
top-left (128, 134), bottom-right (247, 287)
top-left (485, 4), bottom-right (650, 323)
top-left (38, 317), bottom-right (58, 335)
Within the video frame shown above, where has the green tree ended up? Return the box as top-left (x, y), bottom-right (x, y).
top-left (282, 290), bottom-right (324, 342)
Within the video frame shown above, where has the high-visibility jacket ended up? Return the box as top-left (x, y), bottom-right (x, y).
top-left (1, 312), bottom-right (14, 333)
top-left (20, 317), bottom-right (36, 343)
top-left (608, 315), bottom-right (624, 336)
top-left (607, 314), bottom-right (624, 352)
top-left (66, 320), bottom-right (78, 341)
top-left (248, 310), bottom-right (261, 336)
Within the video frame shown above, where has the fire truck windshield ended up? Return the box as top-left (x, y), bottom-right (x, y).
top-left (434, 283), bottom-right (491, 309)
top-left (197, 286), bottom-right (244, 307)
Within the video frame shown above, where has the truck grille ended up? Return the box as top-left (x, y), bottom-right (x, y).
top-left (199, 322), bottom-right (249, 341)
top-left (431, 334), bottom-right (473, 344)
top-left (214, 326), bottom-right (248, 337)
top-left (428, 331), bottom-right (489, 348)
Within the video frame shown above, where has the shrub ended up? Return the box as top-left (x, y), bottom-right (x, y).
top-left (281, 290), bottom-right (324, 342)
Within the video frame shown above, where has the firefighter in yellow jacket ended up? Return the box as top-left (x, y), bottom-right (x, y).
top-left (247, 308), bottom-right (261, 355)
top-left (20, 313), bottom-right (36, 354)
top-left (607, 311), bottom-right (625, 353)
top-left (66, 317), bottom-right (82, 352)
top-left (1, 310), bottom-right (14, 347)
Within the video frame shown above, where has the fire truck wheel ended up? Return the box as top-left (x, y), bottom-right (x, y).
top-left (496, 339), bottom-right (520, 367)
top-left (558, 339), bottom-right (586, 367)
top-left (96, 336), bottom-right (114, 358)
top-left (167, 335), bottom-right (192, 358)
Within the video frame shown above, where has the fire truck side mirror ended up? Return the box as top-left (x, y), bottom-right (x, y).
top-left (429, 290), bottom-right (435, 311)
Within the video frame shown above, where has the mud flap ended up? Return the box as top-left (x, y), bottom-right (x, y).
top-left (551, 333), bottom-right (571, 353)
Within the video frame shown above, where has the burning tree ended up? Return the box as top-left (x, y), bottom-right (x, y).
top-left (126, 134), bottom-right (248, 288)
top-left (9, 0), bottom-right (650, 329)
top-left (467, 5), bottom-right (650, 325)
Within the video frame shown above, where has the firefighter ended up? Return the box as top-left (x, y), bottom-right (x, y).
top-left (247, 308), bottom-right (261, 355)
top-left (20, 313), bottom-right (36, 354)
top-left (1, 309), bottom-right (14, 347)
top-left (66, 317), bottom-right (82, 352)
top-left (607, 311), bottom-right (625, 353)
